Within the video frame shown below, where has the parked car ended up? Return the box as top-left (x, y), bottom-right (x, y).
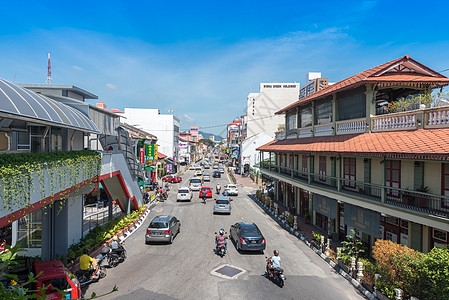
top-left (212, 171), bottom-right (221, 178)
top-left (189, 177), bottom-right (202, 191)
top-left (223, 184), bottom-right (238, 196)
top-left (162, 175), bottom-right (174, 182)
top-left (230, 222), bottom-right (265, 252)
top-left (145, 215), bottom-right (181, 244)
top-left (213, 196), bottom-right (231, 214)
top-left (218, 167), bottom-right (225, 174)
top-left (199, 186), bottom-right (213, 198)
top-left (203, 174), bottom-right (211, 181)
top-left (177, 187), bottom-right (192, 201)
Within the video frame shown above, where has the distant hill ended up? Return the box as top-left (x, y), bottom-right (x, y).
top-left (199, 131), bottom-right (223, 142)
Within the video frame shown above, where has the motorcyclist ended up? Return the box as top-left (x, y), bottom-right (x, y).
top-left (80, 249), bottom-right (99, 279)
top-left (216, 184), bottom-right (221, 194)
top-left (267, 250), bottom-right (281, 277)
top-left (215, 228), bottom-right (228, 251)
top-left (110, 236), bottom-right (125, 258)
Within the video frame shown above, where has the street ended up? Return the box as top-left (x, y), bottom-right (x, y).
top-left (85, 167), bottom-right (365, 300)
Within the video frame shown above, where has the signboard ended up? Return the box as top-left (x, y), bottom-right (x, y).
top-left (145, 144), bottom-right (158, 161)
top-left (312, 194), bottom-right (337, 219)
top-left (344, 203), bottom-right (380, 238)
top-left (139, 148), bottom-right (145, 164)
top-left (166, 164), bottom-right (173, 173)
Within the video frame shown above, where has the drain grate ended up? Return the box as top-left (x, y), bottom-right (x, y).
top-left (215, 266), bottom-right (242, 277)
top-left (211, 264), bottom-right (246, 279)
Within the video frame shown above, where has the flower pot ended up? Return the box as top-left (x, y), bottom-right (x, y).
top-left (418, 196), bottom-right (427, 208)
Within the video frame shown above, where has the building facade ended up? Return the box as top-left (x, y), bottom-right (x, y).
top-left (258, 56), bottom-right (449, 253)
top-left (247, 83), bottom-right (300, 138)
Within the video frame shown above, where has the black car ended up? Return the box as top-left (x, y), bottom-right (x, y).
top-left (230, 222), bottom-right (265, 252)
top-left (212, 170), bottom-right (221, 178)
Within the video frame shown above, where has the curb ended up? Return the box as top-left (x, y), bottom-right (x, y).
top-left (251, 195), bottom-right (377, 300)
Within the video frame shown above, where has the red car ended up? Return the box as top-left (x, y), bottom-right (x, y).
top-left (199, 186), bottom-right (212, 198)
top-left (162, 175), bottom-right (174, 182)
top-left (171, 176), bottom-right (182, 183)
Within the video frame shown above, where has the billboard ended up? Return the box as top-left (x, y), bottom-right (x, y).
top-left (145, 144), bottom-right (158, 161)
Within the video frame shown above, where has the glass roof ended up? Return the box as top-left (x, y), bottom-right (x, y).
top-left (0, 78), bottom-right (99, 132)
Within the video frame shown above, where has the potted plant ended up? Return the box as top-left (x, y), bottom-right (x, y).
top-left (401, 189), bottom-right (414, 205)
top-left (416, 185), bottom-right (429, 208)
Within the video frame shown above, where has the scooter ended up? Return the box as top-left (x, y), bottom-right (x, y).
top-left (265, 257), bottom-right (285, 287)
top-left (216, 244), bottom-right (226, 257)
top-left (216, 186), bottom-right (221, 195)
top-left (75, 254), bottom-right (107, 287)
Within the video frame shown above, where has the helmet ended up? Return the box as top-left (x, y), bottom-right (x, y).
top-left (83, 249), bottom-right (89, 254)
top-left (219, 228), bottom-right (224, 235)
top-left (273, 250), bottom-right (279, 256)
top-left (113, 236), bottom-right (118, 241)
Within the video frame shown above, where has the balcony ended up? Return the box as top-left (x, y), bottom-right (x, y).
top-left (260, 162), bottom-right (449, 219)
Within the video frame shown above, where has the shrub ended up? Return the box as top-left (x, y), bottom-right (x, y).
top-left (359, 258), bottom-right (377, 286)
top-left (287, 214), bottom-right (295, 226)
top-left (312, 231), bottom-right (322, 242)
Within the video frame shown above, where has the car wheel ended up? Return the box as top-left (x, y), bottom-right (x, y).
top-left (169, 234), bottom-right (174, 244)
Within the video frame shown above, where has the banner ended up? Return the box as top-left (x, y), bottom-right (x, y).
top-left (312, 194), bottom-right (337, 219)
top-left (139, 148), bottom-right (145, 164)
top-left (344, 204), bottom-right (380, 238)
top-left (145, 144), bottom-right (158, 161)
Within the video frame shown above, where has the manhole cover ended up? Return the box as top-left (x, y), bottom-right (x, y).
top-left (211, 264), bottom-right (246, 279)
top-left (216, 266), bottom-right (242, 277)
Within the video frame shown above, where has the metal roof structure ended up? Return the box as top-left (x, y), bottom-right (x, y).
top-left (0, 78), bottom-right (99, 132)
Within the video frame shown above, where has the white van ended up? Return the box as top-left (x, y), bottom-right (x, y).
top-left (189, 177), bottom-right (202, 191)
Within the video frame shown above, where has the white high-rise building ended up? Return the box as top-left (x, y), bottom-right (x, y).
top-left (246, 83), bottom-right (299, 138)
top-left (122, 108), bottom-right (180, 159)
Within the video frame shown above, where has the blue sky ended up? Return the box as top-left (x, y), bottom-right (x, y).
top-left (0, 0), bottom-right (448, 135)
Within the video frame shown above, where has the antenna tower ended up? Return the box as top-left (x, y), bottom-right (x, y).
top-left (46, 52), bottom-right (52, 84)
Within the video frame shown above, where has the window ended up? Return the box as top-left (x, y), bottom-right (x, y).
top-left (386, 160), bottom-right (401, 198)
top-left (286, 111), bottom-right (297, 131)
top-left (315, 100), bottom-right (332, 125)
top-left (302, 155), bottom-right (308, 173)
top-left (319, 156), bottom-right (326, 182)
top-left (442, 163), bottom-right (449, 208)
top-left (337, 87), bottom-right (366, 121)
top-left (300, 106), bottom-right (312, 128)
top-left (17, 208), bottom-right (42, 249)
top-left (343, 158), bottom-right (356, 188)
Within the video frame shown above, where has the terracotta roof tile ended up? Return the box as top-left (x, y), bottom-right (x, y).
top-left (276, 56), bottom-right (449, 114)
top-left (257, 128), bottom-right (449, 160)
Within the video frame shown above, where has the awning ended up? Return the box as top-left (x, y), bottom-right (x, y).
top-left (138, 180), bottom-right (151, 186)
top-left (0, 78), bottom-right (99, 132)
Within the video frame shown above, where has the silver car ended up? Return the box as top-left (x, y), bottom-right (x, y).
top-left (189, 177), bottom-right (202, 191)
top-left (213, 196), bottom-right (231, 214)
top-left (203, 174), bottom-right (211, 182)
top-left (224, 184), bottom-right (238, 196)
top-left (145, 215), bottom-right (181, 244)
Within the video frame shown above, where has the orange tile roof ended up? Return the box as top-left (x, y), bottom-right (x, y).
top-left (257, 128), bottom-right (449, 160)
top-left (276, 55), bottom-right (449, 114)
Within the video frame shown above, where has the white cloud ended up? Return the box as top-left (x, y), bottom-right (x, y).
top-left (183, 114), bottom-right (195, 123)
top-left (72, 65), bottom-right (83, 71)
top-left (105, 83), bottom-right (118, 90)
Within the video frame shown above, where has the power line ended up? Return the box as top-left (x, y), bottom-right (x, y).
top-left (440, 68), bottom-right (449, 73)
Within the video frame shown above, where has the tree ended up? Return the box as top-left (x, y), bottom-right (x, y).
top-left (387, 88), bottom-right (449, 113)
top-left (199, 139), bottom-right (214, 147)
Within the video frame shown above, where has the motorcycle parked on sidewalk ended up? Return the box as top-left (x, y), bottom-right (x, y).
top-left (265, 257), bottom-right (285, 287)
top-left (75, 254), bottom-right (107, 287)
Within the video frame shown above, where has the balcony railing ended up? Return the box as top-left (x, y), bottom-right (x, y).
top-left (371, 110), bottom-right (418, 131)
top-left (260, 162), bottom-right (449, 218)
top-left (336, 118), bottom-right (366, 134)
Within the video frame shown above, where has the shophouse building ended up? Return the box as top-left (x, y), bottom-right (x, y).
top-left (257, 55), bottom-right (449, 253)
top-left (122, 108), bottom-right (180, 172)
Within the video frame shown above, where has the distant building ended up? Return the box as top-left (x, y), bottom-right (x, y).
top-left (299, 72), bottom-right (329, 100)
top-left (122, 108), bottom-right (180, 161)
top-left (247, 83), bottom-right (299, 138)
top-left (209, 136), bottom-right (215, 142)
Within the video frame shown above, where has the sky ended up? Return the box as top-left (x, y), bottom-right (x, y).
top-left (0, 0), bottom-right (448, 136)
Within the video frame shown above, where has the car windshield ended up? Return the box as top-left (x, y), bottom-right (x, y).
top-left (202, 188), bottom-right (211, 191)
top-left (216, 199), bottom-right (229, 204)
top-left (149, 222), bottom-right (168, 228)
top-left (190, 179), bottom-right (201, 183)
top-left (228, 185), bottom-right (236, 189)
top-left (242, 225), bottom-right (261, 236)
top-left (179, 189), bottom-right (189, 193)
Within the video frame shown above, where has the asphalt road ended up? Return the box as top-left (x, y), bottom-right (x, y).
top-left (84, 164), bottom-right (365, 300)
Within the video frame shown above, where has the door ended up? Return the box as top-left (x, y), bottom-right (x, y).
top-left (386, 160), bottom-right (401, 198)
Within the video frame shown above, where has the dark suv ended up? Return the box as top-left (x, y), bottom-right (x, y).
top-left (145, 215), bottom-right (180, 244)
top-left (212, 170), bottom-right (221, 178)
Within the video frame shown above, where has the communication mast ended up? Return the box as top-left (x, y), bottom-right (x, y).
top-left (46, 52), bottom-right (52, 84)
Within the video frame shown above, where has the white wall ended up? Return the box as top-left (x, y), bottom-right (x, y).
top-left (123, 108), bottom-right (178, 158)
top-left (241, 132), bottom-right (273, 172)
top-left (247, 83), bottom-right (299, 138)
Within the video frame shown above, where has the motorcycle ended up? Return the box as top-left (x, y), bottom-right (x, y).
top-left (216, 244), bottom-right (226, 257)
top-left (75, 254), bottom-right (107, 287)
top-left (216, 186), bottom-right (221, 195)
top-left (265, 257), bottom-right (285, 287)
top-left (104, 243), bottom-right (127, 268)
top-left (158, 189), bottom-right (168, 201)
